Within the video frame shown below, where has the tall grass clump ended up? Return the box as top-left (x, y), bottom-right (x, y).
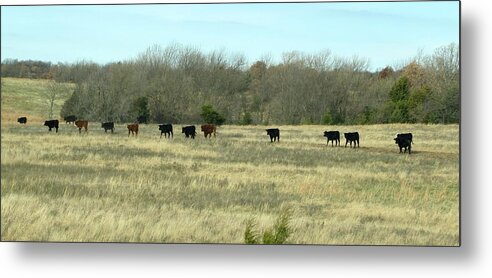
top-left (244, 208), bottom-right (293, 244)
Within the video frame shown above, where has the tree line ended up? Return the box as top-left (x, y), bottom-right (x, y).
top-left (1, 43), bottom-right (459, 125)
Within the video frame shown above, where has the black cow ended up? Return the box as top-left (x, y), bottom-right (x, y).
top-left (182, 125), bottom-right (196, 139)
top-left (101, 122), bottom-right (114, 133)
top-left (17, 117), bottom-right (27, 124)
top-left (266, 128), bottom-right (280, 142)
top-left (394, 133), bottom-right (413, 154)
top-left (44, 119), bottom-right (59, 132)
top-left (64, 115), bottom-right (77, 124)
top-left (323, 131), bottom-right (340, 146)
top-left (344, 132), bottom-right (359, 148)
top-left (159, 124), bottom-right (173, 138)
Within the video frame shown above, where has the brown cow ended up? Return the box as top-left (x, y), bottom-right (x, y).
top-left (201, 124), bottom-right (216, 138)
top-left (74, 120), bottom-right (88, 133)
top-left (127, 123), bottom-right (139, 137)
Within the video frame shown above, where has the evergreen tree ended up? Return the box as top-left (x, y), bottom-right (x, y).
top-left (200, 104), bottom-right (226, 126)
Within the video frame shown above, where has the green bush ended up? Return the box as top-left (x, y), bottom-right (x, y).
top-left (241, 112), bottom-right (253, 125)
top-left (244, 208), bottom-right (292, 244)
top-left (133, 96), bottom-right (150, 123)
top-left (244, 219), bottom-right (259, 244)
top-left (200, 104), bottom-right (226, 126)
top-left (321, 111), bottom-right (332, 125)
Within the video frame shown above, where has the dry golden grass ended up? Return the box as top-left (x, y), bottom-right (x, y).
top-left (1, 122), bottom-right (459, 245)
top-left (1, 78), bottom-right (73, 124)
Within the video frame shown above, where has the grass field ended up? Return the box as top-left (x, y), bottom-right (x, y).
top-left (1, 77), bottom-right (73, 123)
top-left (0, 78), bottom-right (459, 245)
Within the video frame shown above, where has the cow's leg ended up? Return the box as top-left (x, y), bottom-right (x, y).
top-left (128, 130), bottom-right (130, 137)
top-left (345, 139), bottom-right (348, 147)
top-left (160, 132), bottom-right (163, 139)
top-left (408, 145), bottom-right (411, 154)
top-left (111, 128), bottom-right (114, 134)
top-left (357, 139), bottom-right (359, 148)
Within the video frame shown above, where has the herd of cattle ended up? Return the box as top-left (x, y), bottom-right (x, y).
top-left (16, 115), bottom-right (414, 154)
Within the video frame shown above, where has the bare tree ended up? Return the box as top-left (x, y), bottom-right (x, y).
top-left (44, 80), bottom-right (70, 119)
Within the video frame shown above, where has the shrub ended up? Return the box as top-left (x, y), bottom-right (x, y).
top-left (133, 97), bottom-right (150, 123)
top-left (200, 104), bottom-right (226, 126)
top-left (321, 111), bottom-right (332, 125)
top-left (244, 219), bottom-right (259, 244)
top-left (244, 208), bottom-right (292, 244)
top-left (241, 112), bottom-right (253, 125)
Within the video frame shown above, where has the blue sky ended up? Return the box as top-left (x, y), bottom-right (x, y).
top-left (1, 1), bottom-right (459, 71)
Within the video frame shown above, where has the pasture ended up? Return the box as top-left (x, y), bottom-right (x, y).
top-left (1, 121), bottom-right (459, 245)
top-left (1, 78), bottom-right (73, 123)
